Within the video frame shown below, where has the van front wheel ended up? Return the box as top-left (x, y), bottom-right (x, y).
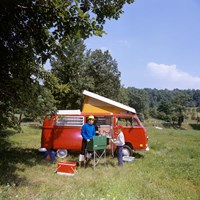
top-left (122, 145), bottom-right (133, 157)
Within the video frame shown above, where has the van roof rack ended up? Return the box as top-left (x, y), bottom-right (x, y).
top-left (56, 110), bottom-right (81, 115)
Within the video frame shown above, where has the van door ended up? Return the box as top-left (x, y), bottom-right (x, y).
top-left (116, 116), bottom-right (148, 151)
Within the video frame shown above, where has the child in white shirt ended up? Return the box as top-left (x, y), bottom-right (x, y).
top-left (112, 125), bottom-right (125, 166)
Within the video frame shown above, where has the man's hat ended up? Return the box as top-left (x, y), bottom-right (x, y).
top-left (87, 115), bottom-right (95, 120)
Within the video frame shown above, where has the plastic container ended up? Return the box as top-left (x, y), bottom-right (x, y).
top-left (123, 156), bottom-right (135, 162)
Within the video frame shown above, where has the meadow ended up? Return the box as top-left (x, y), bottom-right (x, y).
top-left (0, 123), bottom-right (199, 200)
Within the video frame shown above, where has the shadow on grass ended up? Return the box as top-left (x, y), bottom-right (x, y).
top-left (162, 122), bottom-right (182, 129)
top-left (0, 134), bottom-right (50, 186)
top-left (162, 122), bottom-right (200, 130)
top-left (68, 150), bottom-right (144, 168)
top-left (133, 152), bottom-right (144, 159)
top-left (0, 129), bottom-right (16, 138)
top-left (189, 123), bottom-right (200, 130)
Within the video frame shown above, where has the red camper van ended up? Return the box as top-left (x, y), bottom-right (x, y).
top-left (39, 90), bottom-right (149, 157)
top-left (40, 110), bottom-right (149, 157)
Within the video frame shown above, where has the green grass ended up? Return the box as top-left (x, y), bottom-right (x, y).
top-left (0, 125), bottom-right (200, 200)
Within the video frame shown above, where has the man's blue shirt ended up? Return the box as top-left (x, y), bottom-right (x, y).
top-left (81, 123), bottom-right (96, 140)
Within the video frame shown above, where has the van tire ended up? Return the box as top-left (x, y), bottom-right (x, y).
top-left (122, 145), bottom-right (133, 157)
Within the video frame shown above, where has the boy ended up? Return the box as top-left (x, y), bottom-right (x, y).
top-left (112, 125), bottom-right (125, 166)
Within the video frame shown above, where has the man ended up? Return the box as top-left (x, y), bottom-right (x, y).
top-left (79, 115), bottom-right (96, 165)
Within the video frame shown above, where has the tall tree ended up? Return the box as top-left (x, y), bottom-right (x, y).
top-left (86, 49), bottom-right (121, 101)
top-left (50, 39), bottom-right (93, 109)
top-left (51, 43), bottom-right (121, 109)
top-left (0, 0), bottom-right (134, 129)
top-left (170, 91), bottom-right (190, 127)
top-left (157, 100), bottom-right (173, 122)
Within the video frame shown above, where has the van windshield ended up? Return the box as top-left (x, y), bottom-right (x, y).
top-left (134, 116), bottom-right (144, 127)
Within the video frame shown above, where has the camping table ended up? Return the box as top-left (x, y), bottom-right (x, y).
top-left (87, 135), bottom-right (107, 169)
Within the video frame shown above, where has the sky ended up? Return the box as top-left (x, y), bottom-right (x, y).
top-left (85, 0), bottom-right (200, 90)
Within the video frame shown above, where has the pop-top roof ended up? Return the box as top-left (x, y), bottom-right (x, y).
top-left (82, 90), bottom-right (136, 114)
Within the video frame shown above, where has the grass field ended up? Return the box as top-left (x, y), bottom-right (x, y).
top-left (0, 124), bottom-right (199, 200)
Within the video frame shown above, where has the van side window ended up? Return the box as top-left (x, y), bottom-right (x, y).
top-left (56, 116), bottom-right (84, 126)
top-left (132, 118), bottom-right (139, 126)
top-left (116, 117), bottom-right (132, 127)
top-left (95, 117), bottom-right (111, 126)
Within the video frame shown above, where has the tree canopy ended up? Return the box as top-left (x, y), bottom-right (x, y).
top-left (50, 39), bottom-right (121, 109)
top-left (0, 0), bottom-right (134, 129)
top-left (1, 0), bottom-right (199, 130)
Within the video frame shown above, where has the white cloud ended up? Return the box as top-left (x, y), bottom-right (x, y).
top-left (147, 62), bottom-right (200, 89)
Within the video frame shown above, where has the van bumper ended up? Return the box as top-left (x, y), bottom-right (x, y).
top-left (135, 146), bottom-right (150, 152)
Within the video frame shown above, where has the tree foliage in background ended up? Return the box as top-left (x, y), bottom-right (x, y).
top-left (0, 0), bottom-right (134, 130)
top-left (117, 87), bottom-right (129, 105)
top-left (170, 91), bottom-right (190, 127)
top-left (127, 87), bottom-right (200, 125)
top-left (50, 39), bottom-right (93, 109)
top-left (126, 87), bottom-right (149, 119)
top-left (50, 39), bottom-right (121, 109)
top-left (145, 88), bottom-right (200, 108)
top-left (157, 100), bottom-right (173, 122)
top-left (86, 49), bottom-right (121, 101)
top-left (145, 88), bottom-right (199, 126)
